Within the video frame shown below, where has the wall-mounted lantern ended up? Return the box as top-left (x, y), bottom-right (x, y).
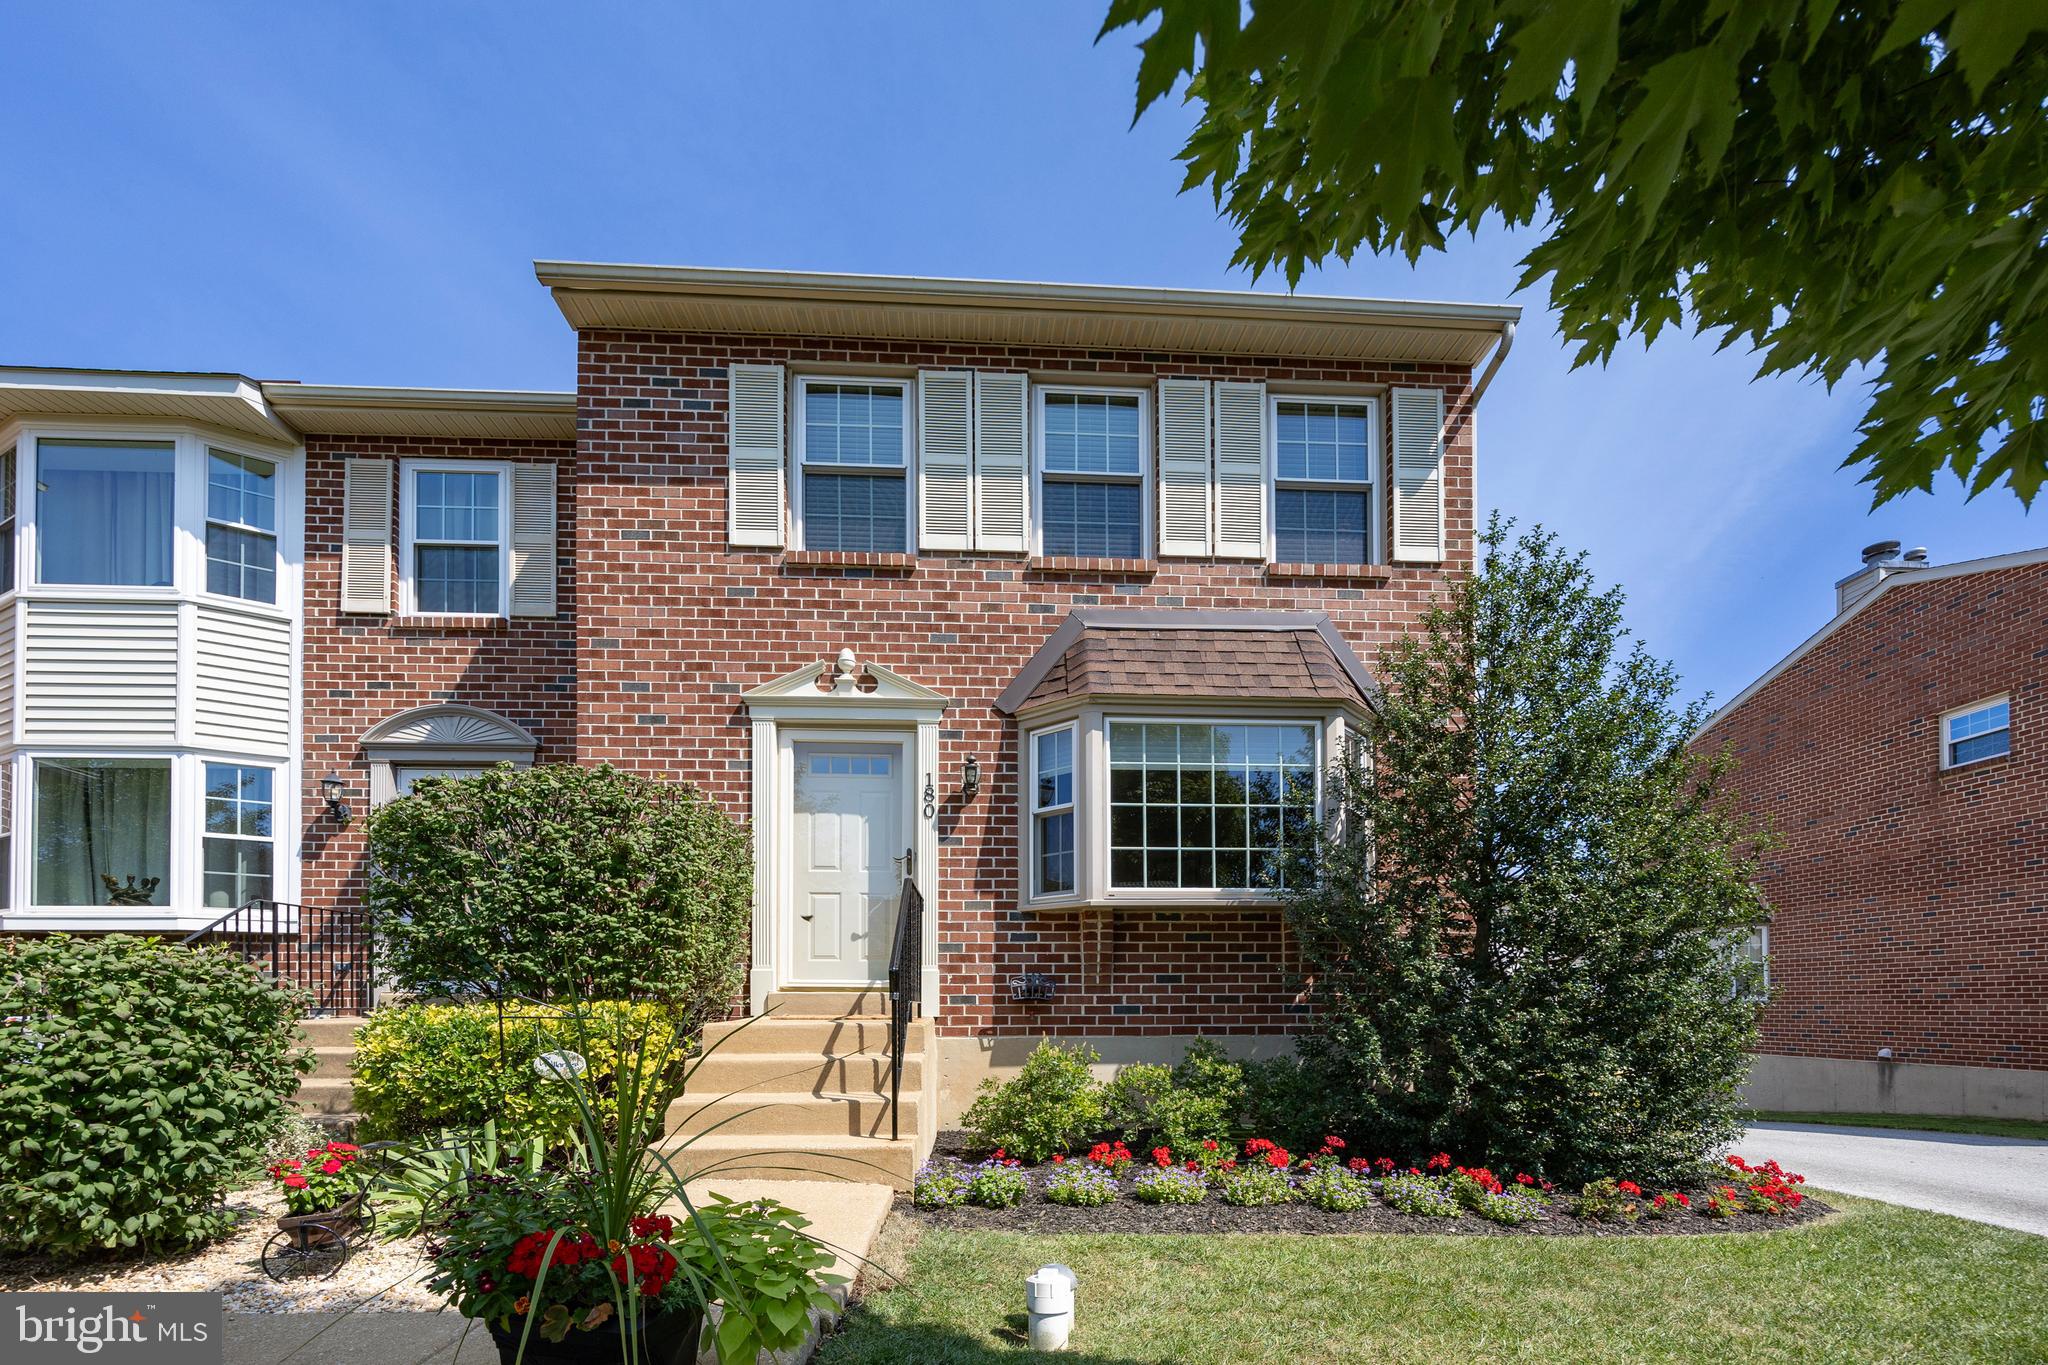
top-left (962, 754), bottom-right (981, 800)
top-left (320, 773), bottom-right (354, 825)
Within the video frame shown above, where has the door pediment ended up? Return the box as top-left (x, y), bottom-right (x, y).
top-left (743, 657), bottom-right (949, 720)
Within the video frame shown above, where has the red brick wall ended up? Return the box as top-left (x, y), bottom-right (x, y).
top-left (1697, 560), bottom-right (2047, 1071)
top-left (299, 435), bottom-right (578, 917)
top-left (572, 330), bottom-right (1476, 1039)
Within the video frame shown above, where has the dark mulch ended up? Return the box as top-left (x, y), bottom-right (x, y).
top-left (908, 1133), bottom-right (1830, 1238)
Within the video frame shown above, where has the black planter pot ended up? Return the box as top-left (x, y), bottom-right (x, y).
top-left (485, 1304), bottom-right (705, 1365)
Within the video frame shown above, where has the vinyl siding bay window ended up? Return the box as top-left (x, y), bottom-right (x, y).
top-left (32, 757), bottom-right (171, 907)
top-left (1023, 711), bottom-right (1335, 906)
top-left (37, 439), bottom-right (175, 586)
top-left (204, 449), bottom-right (279, 603)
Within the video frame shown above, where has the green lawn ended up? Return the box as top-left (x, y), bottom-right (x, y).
top-left (1751, 1111), bottom-right (2048, 1141)
top-left (819, 1195), bottom-right (2048, 1364)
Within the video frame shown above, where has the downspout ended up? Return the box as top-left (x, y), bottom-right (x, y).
top-left (1468, 320), bottom-right (1516, 411)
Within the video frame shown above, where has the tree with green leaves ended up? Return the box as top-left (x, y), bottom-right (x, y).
top-left (1103, 1), bottom-right (2048, 504)
top-left (1282, 520), bottom-right (1771, 1182)
top-left (364, 763), bottom-right (752, 1018)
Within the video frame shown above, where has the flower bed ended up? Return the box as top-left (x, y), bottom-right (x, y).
top-left (906, 1134), bottom-right (1828, 1238)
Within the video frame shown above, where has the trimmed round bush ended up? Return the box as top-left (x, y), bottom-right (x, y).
top-left (350, 1000), bottom-right (684, 1142)
top-left (0, 935), bottom-right (309, 1255)
top-left (960, 1038), bottom-right (1104, 1163)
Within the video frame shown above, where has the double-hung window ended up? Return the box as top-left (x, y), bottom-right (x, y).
top-left (0, 445), bottom-right (15, 594)
top-left (1273, 398), bottom-right (1376, 564)
top-left (1037, 389), bottom-right (1146, 558)
top-left (401, 463), bottom-right (509, 616)
top-left (1032, 727), bottom-right (1076, 896)
top-left (1108, 720), bottom-right (1318, 892)
top-left (797, 379), bottom-right (910, 552)
top-left (36, 438), bottom-right (176, 586)
top-left (202, 763), bottom-right (274, 908)
top-left (1942, 698), bottom-right (2010, 768)
top-left (204, 448), bottom-right (278, 603)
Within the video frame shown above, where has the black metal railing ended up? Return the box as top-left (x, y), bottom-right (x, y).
top-left (181, 900), bottom-right (372, 1017)
top-left (886, 875), bottom-right (924, 1142)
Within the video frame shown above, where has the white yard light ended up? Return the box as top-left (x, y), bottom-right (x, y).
top-left (1026, 1263), bottom-right (1077, 1351)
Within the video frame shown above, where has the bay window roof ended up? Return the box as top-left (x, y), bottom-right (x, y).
top-left (996, 609), bottom-right (1379, 716)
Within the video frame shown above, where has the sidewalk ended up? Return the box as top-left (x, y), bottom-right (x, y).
top-left (223, 1178), bottom-right (895, 1365)
top-left (1745, 1122), bottom-right (2048, 1236)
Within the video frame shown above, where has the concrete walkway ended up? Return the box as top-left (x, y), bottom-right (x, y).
top-left (1744, 1122), bottom-right (2048, 1237)
top-left (223, 1178), bottom-right (895, 1365)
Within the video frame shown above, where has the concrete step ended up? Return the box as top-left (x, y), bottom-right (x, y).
top-left (308, 1046), bottom-right (358, 1080)
top-left (666, 1090), bottom-right (920, 1140)
top-left (298, 1016), bottom-right (369, 1048)
top-left (700, 1016), bottom-right (919, 1057)
top-left (686, 1050), bottom-right (922, 1095)
top-left (765, 989), bottom-right (891, 1017)
top-left (294, 1078), bottom-right (358, 1116)
top-left (655, 1133), bottom-right (919, 1190)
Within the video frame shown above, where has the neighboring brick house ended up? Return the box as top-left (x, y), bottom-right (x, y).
top-left (1697, 542), bottom-right (2047, 1120)
top-left (0, 265), bottom-right (1518, 1175)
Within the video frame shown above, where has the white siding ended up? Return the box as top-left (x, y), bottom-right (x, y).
top-left (22, 601), bottom-right (180, 744)
top-left (193, 606), bottom-right (292, 754)
top-left (0, 606), bottom-right (15, 744)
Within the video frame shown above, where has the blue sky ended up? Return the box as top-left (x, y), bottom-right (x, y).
top-left (3, 2), bottom-right (2035, 707)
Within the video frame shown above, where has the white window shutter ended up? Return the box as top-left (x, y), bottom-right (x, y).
top-left (508, 462), bottom-right (557, 618)
top-left (918, 369), bottom-right (973, 551)
top-left (973, 371), bottom-right (1029, 553)
top-left (1390, 386), bottom-right (1447, 563)
top-left (1213, 380), bottom-right (1267, 559)
top-left (727, 363), bottom-right (786, 547)
top-left (1156, 377), bottom-right (1214, 557)
top-left (340, 459), bottom-right (393, 614)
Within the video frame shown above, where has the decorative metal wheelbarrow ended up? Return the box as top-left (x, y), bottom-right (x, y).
top-left (261, 1193), bottom-right (373, 1281)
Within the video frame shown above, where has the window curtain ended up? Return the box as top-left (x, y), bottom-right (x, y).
top-left (33, 760), bottom-right (171, 906)
top-left (38, 442), bottom-right (175, 586)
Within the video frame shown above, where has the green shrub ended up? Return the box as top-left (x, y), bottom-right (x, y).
top-left (364, 763), bottom-right (752, 1017)
top-left (1238, 1054), bottom-right (1327, 1150)
top-left (0, 935), bottom-right (309, 1255)
top-left (1101, 1043), bottom-right (1248, 1153)
top-left (1100, 1063), bottom-right (1173, 1143)
top-left (350, 1000), bottom-right (686, 1142)
top-left (1286, 522), bottom-right (1771, 1183)
top-left (960, 1039), bottom-right (1104, 1163)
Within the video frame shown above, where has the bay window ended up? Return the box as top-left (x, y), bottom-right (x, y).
top-left (0, 445), bottom-right (15, 594)
top-left (1024, 713), bottom-right (1330, 904)
top-left (1037, 389), bottom-right (1146, 558)
top-left (797, 379), bottom-right (910, 552)
top-left (32, 757), bottom-right (171, 907)
top-left (1032, 727), bottom-right (1075, 896)
top-left (202, 763), bottom-right (274, 908)
top-left (1273, 398), bottom-right (1376, 565)
top-left (204, 449), bottom-right (279, 603)
top-left (37, 439), bottom-right (175, 586)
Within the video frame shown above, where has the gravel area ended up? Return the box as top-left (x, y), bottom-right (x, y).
top-left (0, 1185), bottom-right (444, 1313)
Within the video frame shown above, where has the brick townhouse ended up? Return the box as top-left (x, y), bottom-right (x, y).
top-left (0, 264), bottom-right (1519, 1177)
top-left (1697, 541), bottom-right (2047, 1120)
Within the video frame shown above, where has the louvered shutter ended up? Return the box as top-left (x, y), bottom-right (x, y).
top-left (973, 371), bottom-right (1029, 552)
top-left (918, 370), bottom-right (973, 551)
top-left (1156, 377), bottom-right (1214, 557)
top-left (727, 363), bottom-right (786, 547)
top-left (1390, 386), bottom-right (1446, 563)
top-left (340, 459), bottom-right (393, 613)
top-left (508, 462), bottom-right (557, 617)
top-left (1213, 380), bottom-right (1267, 559)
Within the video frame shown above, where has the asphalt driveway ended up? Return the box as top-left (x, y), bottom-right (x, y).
top-left (1742, 1122), bottom-right (2048, 1236)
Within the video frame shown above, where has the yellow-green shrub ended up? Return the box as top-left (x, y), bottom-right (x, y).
top-left (351, 1001), bottom-right (688, 1142)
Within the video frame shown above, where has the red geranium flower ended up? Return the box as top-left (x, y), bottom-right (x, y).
top-left (1152, 1146), bottom-right (1172, 1167)
top-left (1674, 1192), bottom-right (1691, 1207)
top-left (1426, 1153), bottom-right (1452, 1171)
top-left (282, 1174), bottom-right (308, 1189)
top-left (1323, 1136), bottom-right (1345, 1150)
top-left (1514, 1173), bottom-right (1534, 1186)
top-left (629, 1214), bottom-right (674, 1240)
top-left (1617, 1180), bottom-right (1642, 1197)
top-left (1375, 1157), bottom-right (1396, 1173)
top-left (320, 1158), bottom-right (345, 1175)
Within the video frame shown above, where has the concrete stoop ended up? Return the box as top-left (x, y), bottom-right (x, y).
top-left (660, 994), bottom-right (934, 1191)
top-left (294, 1015), bottom-right (367, 1133)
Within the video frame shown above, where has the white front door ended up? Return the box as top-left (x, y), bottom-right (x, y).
top-left (789, 742), bottom-right (904, 986)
